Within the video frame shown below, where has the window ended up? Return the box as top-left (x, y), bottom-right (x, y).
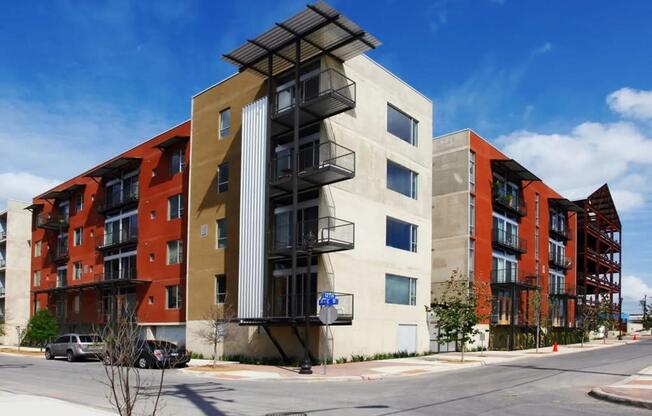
top-left (492, 288), bottom-right (512, 325)
top-left (217, 163), bottom-right (229, 193)
top-left (219, 108), bottom-right (231, 139)
top-left (469, 240), bottom-right (475, 280)
top-left (33, 271), bottom-right (41, 287)
top-left (73, 262), bottom-right (82, 280)
top-left (216, 219), bottom-right (228, 249)
top-left (75, 193), bottom-right (84, 213)
top-left (470, 195), bottom-right (476, 235)
top-left (166, 285), bottom-right (181, 309)
top-left (492, 253), bottom-right (518, 283)
top-left (386, 217), bottom-right (417, 252)
top-left (73, 227), bottom-right (83, 246)
top-left (169, 148), bottom-right (185, 175)
top-left (385, 274), bottom-right (417, 305)
top-left (56, 267), bottom-right (67, 288)
top-left (216, 274), bottom-right (226, 304)
top-left (168, 194), bottom-right (183, 220)
top-left (387, 160), bottom-right (418, 199)
top-left (469, 151), bottom-right (476, 192)
top-left (73, 295), bottom-right (80, 314)
top-left (35, 299), bottom-right (41, 312)
top-left (34, 241), bottom-right (41, 257)
top-left (167, 240), bottom-right (183, 265)
top-left (387, 104), bottom-right (418, 146)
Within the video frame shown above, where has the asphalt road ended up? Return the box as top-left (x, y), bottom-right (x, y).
top-left (1, 341), bottom-right (651, 415)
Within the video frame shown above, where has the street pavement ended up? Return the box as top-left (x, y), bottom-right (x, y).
top-left (1, 340), bottom-right (651, 415)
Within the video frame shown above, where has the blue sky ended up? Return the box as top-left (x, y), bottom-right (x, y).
top-left (1, 0), bottom-right (651, 312)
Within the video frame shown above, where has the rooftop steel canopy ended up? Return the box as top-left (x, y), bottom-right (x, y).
top-left (491, 159), bottom-right (541, 182)
top-left (549, 198), bottom-right (583, 213)
top-left (222, 0), bottom-right (381, 77)
top-left (84, 157), bottom-right (142, 178)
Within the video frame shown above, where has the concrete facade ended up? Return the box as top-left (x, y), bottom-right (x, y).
top-left (0, 200), bottom-right (32, 346)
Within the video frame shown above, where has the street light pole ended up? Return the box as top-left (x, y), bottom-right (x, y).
top-left (300, 230), bottom-right (316, 375)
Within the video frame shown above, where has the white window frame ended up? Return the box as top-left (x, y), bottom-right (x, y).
top-left (169, 148), bottom-right (185, 175)
top-left (216, 218), bottom-right (227, 249)
top-left (215, 274), bottom-right (226, 304)
top-left (387, 103), bottom-right (418, 146)
top-left (73, 227), bottom-right (83, 246)
top-left (168, 194), bottom-right (183, 220)
top-left (469, 151), bottom-right (476, 192)
top-left (386, 159), bottom-right (418, 199)
top-left (167, 240), bottom-right (183, 265)
top-left (385, 274), bottom-right (417, 305)
top-left (34, 241), bottom-right (42, 257)
top-left (33, 270), bottom-right (41, 287)
top-left (219, 108), bottom-right (231, 139)
top-left (217, 163), bottom-right (229, 193)
top-left (73, 262), bottom-right (83, 280)
top-left (166, 285), bottom-right (181, 309)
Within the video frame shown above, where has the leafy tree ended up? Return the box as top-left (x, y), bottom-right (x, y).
top-left (528, 286), bottom-right (543, 352)
top-left (23, 309), bottom-right (58, 349)
top-left (429, 270), bottom-right (488, 362)
top-left (595, 293), bottom-right (615, 343)
top-left (196, 301), bottom-right (236, 368)
top-left (642, 314), bottom-right (652, 332)
top-left (0, 316), bottom-right (5, 338)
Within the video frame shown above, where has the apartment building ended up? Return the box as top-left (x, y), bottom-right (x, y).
top-left (432, 129), bottom-right (580, 350)
top-left (185, 1), bottom-right (432, 361)
top-left (29, 122), bottom-right (190, 343)
top-left (0, 200), bottom-right (31, 346)
top-left (574, 184), bottom-right (622, 327)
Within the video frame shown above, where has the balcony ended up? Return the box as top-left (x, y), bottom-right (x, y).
top-left (492, 189), bottom-right (527, 217)
top-left (549, 253), bottom-right (572, 270)
top-left (56, 276), bottom-right (67, 288)
top-left (98, 183), bottom-right (139, 214)
top-left (95, 268), bottom-right (137, 282)
top-left (586, 248), bottom-right (620, 269)
top-left (96, 230), bottom-right (138, 251)
top-left (0, 259), bottom-right (5, 269)
top-left (269, 216), bottom-right (354, 257)
top-left (550, 224), bottom-right (572, 241)
top-left (269, 141), bottom-right (355, 196)
top-left (265, 291), bottom-right (354, 325)
top-left (0, 230), bottom-right (6, 241)
top-left (491, 268), bottom-right (538, 288)
top-left (492, 228), bottom-right (527, 254)
top-left (53, 244), bottom-right (69, 263)
top-left (272, 69), bottom-right (356, 129)
top-left (36, 212), bottom-right (69, 230)
top-left (549, 283), bottom-right (576, 297)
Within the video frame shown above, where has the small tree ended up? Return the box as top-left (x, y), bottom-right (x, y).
top-left (595, 293), bottom-right (615, 344)
top-left (528, 288), bottom-right (543, 353)
top-left (196, 302), bottom-right (236, 368)
top-left (578, 300), bottom-right (598, 347)
top-left (23, 309), bottom-right (58, 350)
top-left (642, 315), bottom-right (652, 332)
top-left (429, 270), bottom-right (488, 362)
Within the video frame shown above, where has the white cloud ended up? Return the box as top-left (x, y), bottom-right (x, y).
top-left (497, 113), bottom-right (652, 213)
top-left (607, 87), bottom-right (652, 120)
top-left (532, 42), bottom-right (552, 56)
top-left (0, 172), bottom-right (60, 209)
top-left (622, 275), bottom-right (652, 300)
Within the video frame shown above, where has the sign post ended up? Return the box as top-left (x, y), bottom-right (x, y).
top-left (318, 292), bottom-right (339, 375)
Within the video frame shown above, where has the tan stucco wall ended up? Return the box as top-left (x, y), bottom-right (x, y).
top-left (1, 199), bottom-right (31, 346)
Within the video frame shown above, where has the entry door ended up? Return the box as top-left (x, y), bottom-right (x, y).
top-left (397, 324), bottom-right (417, 354)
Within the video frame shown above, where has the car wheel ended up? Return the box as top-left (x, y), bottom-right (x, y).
top-left (66, 350), bottom-right (75, 362)
top-left (45, 349), bottom-right (53, 360)
top-left (137, 357), bottom-right (149, 369)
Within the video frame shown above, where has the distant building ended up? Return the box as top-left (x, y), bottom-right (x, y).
top-left (0, 199), bottom-right (32, 346)
top-left (432, 129), bottom-right (581, 350)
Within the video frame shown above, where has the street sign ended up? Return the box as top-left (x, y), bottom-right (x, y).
top-left (318, 292), bottom-right (339, 307)
top-left (319, 306), bottom-right (338, 325)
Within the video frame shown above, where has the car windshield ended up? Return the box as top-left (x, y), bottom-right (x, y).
top-left (78, 335), bottom-right (102, 343)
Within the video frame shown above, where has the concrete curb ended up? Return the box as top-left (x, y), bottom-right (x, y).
top-left (589, 387), bottom-right (652, 410)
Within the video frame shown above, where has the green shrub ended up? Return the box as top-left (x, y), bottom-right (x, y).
top-left (22, 310), bottom-right (58, 349)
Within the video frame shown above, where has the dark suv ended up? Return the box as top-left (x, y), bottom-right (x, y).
top-left (45, 334), bottom-right (104, 362)
top-left (104, 339), bottom-right (190, 369)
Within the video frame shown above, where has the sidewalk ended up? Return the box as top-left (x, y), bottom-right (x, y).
top-left (183, 338), bottom-right (635, 382)
top-left (0, 390), bottom-right (113, 415)
top-left (590, 363), bottom-right (652, 410)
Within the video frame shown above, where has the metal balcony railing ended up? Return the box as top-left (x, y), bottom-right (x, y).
top-left (96, 267), bottom-right (137, 282)
top-left (491, 268), bottom-right (538, 287)
top-left (56, 276), bottom-right (67, 288)
top-left (268, 291), bottom-right (354, 323)
top-left (54, 242), bottom-right (69, 262)
top-left (549, 283), bottom-right (576, 296)
top-left (272, 68), bottom-right (356, 128)
top-left (0, 230), bottom-right (6, 241)
top-left (99, 183), bottom-right (139, 213)
top-left (270, 140), bottom-right (355, 195)
top-left (492, 228), bottom-right (527, 254)
top-left (550, 224), bottom-right (572, 241)
top-left (96, 229), bottom-right (138, 251)
top-left (36, 212), bottom-right (70, 230)
top-left (270, 216), bottom-right (354, 256)
top-left (586, 248), bottom-right (620, 268)
top-left (492, 189), bottom-right (527, 216)
top-left (549, 253), bottom-right (572, 270)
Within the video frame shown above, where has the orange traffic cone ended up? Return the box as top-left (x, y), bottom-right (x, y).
top-left (552, 342), bottom-right (559, 352)
top-left (633, 334), bottom-right (638, 341)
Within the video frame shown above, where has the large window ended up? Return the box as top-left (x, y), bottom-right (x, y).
top-left (386, 217), bottom-right (417, 252)
top-left (33, 271), bottom-right (41, 287)
top-left (550, 270), bottom-right (565, 294)
top-left (74, 227), bottom-right (83, 246)
top-left (217, 163), bottom-right (229, 193)
top-left (75, 193), bottom-right (84, 213)
top-left (493, 213), bottom-right (518, 246)
top-left (387, 104), bottom-right (418, 146)
top-left (34, 241), bottom-right (41, 257)
top-left (469, 151), bottom-right (476, 192)
top-left (219, 108), bottom-right (231, 139)
top-left (470, 195), bottom-right (476, 235)
top-left (56, 267), bottom-right (67, 288)
top-left (492, 252), bottom-right (518, 283)
top-left (73, 262), bottom-right (82, 280)
top-left (385, 274), bottom-right (417, 305)
top-left (168, 194), bottom-right (183, 220)
top-left (104, 251), bottom-right (137, 280)
top-left (216, 218), bottom-right (228, 249)
top-left (169, 148), bottom-right (185, 175)
top-left (387, 160), bottom-right (418, 199)
top-left (105, 211), bottom-right (137, 245)
top-left (215, 274), bottom-right (226, 304)
top-left (469, 239), bottom-right (475, 280)
top-left (167, 240), bottom-right (183, 265)
top-left (166, 285), bottom-right (181, 309)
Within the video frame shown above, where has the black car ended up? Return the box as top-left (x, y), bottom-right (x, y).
top-left (104, 339), bottom-right (190, 369)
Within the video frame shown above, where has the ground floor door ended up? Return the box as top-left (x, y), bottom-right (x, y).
top-left (397, 324), bottom-right (417, 353)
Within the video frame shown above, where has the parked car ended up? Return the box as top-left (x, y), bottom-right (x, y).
top-left (103, 339), bottom-right (190, 369)
top-left (45, 334), bottom-right (104, 362)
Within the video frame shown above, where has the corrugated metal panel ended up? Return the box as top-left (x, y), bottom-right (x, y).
top-left (238, 97), bottom-right (268, 319)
